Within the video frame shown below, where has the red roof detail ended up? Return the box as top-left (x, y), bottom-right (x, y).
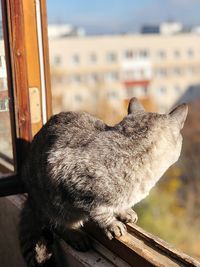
top-left (124, 80), bottom-right (150, 87)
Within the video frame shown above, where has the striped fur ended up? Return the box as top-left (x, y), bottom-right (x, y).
top-left (19, 98), bottom-right (188, 266)
top-left (19, 199), bottom-right (55, 266)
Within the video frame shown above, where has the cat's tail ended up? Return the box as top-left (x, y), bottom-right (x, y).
top-left (19, 198), bottom-right (56, 267)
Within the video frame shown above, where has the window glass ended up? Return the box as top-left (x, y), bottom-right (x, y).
top-left (174, 50), bottom-right (180, 58)
top-left (158, 86), bottom-right (167, 95)
top-left (156, 68), bottom-right (167, 77)
top-left (47, 0), bottom-right (200, 259)
top-left (106, 52), bottom-right (117, 63)
top-left (69, 74), bottom-right (81, 85)
top-left (157, 50), bottom-right (166, 59)
top-left (187, 48), bottom-right (194, 58)
top-left (124, 50), bottom-right (134, 59)
top-left (173, 67), bottom-right (182, 76)
top-left (139, 50), bottom-right (149, 58)
top-left (0, 9), bottom-right (14, 175)
top-left (87, 73), bottom-right (98, 85)
top-left (70, 54), bottom-right (80, 65)
top-left (89, 53), bottom-right (97, 63)
top-left (53, 55), bottom-right (62, 66)
top-left (105, 72), bottom-right (118, 83)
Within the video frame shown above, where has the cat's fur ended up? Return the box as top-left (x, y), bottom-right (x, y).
top-left (19, 98), bottom-right (188, 266)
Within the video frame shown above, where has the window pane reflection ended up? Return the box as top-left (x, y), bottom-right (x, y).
top-left (0, 13), bottom-right (14, 174)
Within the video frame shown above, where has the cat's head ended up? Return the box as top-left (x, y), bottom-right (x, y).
top-left (119, 97), bottom-right (188, 164)
top-left (127, 97), bottom-right (188, 130)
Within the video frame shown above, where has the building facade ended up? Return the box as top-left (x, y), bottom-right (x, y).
top-left (49, 33), bottom-right (200, 119)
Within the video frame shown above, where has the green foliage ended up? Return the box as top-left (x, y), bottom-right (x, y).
top-left (134, 167), bottom-right (200, 260)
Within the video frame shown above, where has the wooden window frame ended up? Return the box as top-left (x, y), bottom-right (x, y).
top-left (0, 0), bottom-right (52, 196)
top-left (85, 222), bottom-right (200, 267)
top-left (0, 1), bottom-right (199, 267)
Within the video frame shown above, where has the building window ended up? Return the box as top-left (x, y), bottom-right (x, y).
top-left (126, 86), bottom-right (147, 98)
top-left (187, 67), bottom-right (195, 75)
top-left (187, 48), bottom-right (194, 58)
top-left (174, 50), bottom-right (180, 58)
top-left (124, 50), bottom-right (134, 59)
top-left (135, 69), bottom-right (145, 80)
top-left (105, 72), bottom-right (118, 82)
top-left (139, 50), bottom-right (149, 58)
top-left (53, 55), bottom-right (61, 65)
top-left (70, 75), bottom-right (81, 84)
top-left (106, 52), bottom-right (117, 63)
top-left (140, 69), bottom-right (145, 78)
top-left (157, 50), bottom-right (166, 59)
top-left (123, 70), bottom-right (134, 80)
top-left (71, 54), bottom-right (80, 65)
top-left (74, 94), bottom-right (82, 103)
top-left (87, 73), bottom-right (99, 85)
top-left (156, 68), bottom-right (167, 77)
top-left (173, 67), bottom-right (182, 76)
top-left (158, 86), bottom-right (167, 95)
top-left (89, 53), bottom-right (97, 64)
top-left (107, 90), bottom-right (119, 100)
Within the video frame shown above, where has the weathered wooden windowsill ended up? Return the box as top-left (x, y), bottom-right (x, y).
top-left (0, 195), bottom-right (200, 267)
top-left (86, 222), bottom-right (200, 267)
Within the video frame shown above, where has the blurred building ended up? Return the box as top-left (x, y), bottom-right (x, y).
top-left (141, 25), bottom-right (160, 34)
top-left (49, 33), bottom-right (200, 115)
top-left (141, 21), bottom-right (183, 35)
top-left (192, 26), bottom-right (200, 34)
top-left (160, 22), bottom-right (183, 35)
top-left (48, 24), bottom-right (86, 39)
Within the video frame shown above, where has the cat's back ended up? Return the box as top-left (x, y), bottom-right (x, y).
top-left (21, 111), bottom-right (106, 194)
top-left (22, 112), bottom-right (105, 174)
top-left (32, 111), bottom-right (105, 148)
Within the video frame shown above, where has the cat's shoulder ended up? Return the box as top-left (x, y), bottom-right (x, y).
top-left (43, 111), bottom-right (106, 133)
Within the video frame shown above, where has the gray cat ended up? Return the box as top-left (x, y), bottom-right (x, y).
top-left (19, 98), bottom-right (188, 266)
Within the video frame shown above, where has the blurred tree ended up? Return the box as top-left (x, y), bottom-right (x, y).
top-left (180, 100), bottom-right (200, 220)
top-left (135, 100), bottom-right (200, 259)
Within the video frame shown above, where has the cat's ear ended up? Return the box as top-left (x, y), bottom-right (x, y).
top-left (128, 97), bottom-right (145, 114)
top-left (169, 103), bottom-right (188, 129)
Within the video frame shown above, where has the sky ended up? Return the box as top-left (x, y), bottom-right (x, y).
top-left (47, 0), bottom-right (200, 34)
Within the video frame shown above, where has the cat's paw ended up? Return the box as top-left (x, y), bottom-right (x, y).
top-left (117, 209), bottom-right (138, 224)
top-left (104, 220), bottom-right (127, 240)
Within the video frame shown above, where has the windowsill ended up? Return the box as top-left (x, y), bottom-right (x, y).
top-left (85, 222), bottom-right (200, 267)
top-left (0, 195), bottom-right (200, 267)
